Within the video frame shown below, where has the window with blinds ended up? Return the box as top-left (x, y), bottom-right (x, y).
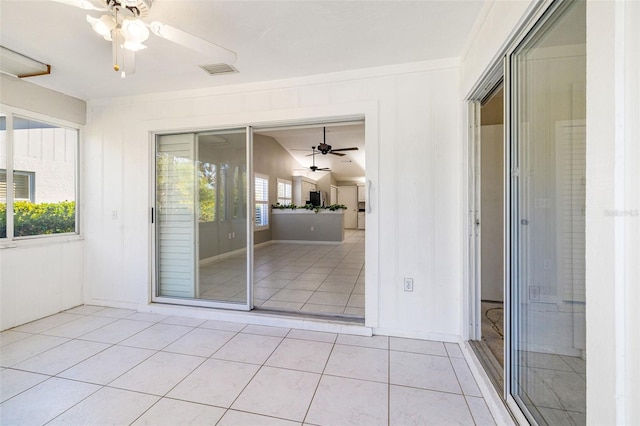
top-left (255, 174), bottom-right (269, 229)
top-left (277, 178), bottom-right (292, 206)
top-left (0, 170), bottom-right (34, 201)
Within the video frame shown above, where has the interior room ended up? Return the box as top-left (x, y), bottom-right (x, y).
top-left (1, 1), bottom-right (638, 425)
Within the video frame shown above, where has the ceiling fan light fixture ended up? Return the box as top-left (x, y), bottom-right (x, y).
top-left (87, 14), bottom-right (115, 41)
top-left (121, 18), bottom-right (149, 43)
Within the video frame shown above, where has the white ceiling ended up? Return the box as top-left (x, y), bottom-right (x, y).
top-left (0, 0), bottom-right (484, 100)
top-left (1, 0), bottom-right (484, 181)
top-left (256, 122), bottom-right (365, 182)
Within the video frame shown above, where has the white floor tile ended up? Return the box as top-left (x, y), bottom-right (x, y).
top-left (346, 293), bottom-right (365, 308)
top-left (0, 330), bottom-right (32, 348)
top-left (270, 289), bottom-right (314, 303)
top-left (161, 316), bottom-right (207, 327)
top-left (261, 300), bottom-right (305, 310)
top-left (444, 342), bottom-right (465, 358)
top-left (466, 395), bottom-right (497, 425)
top-left (163, 328), bottom-right (236, 357)
top-left (0, 377), bottom-right (100, 426)
top-left (199, 320), bottom-right (247, 332)
top-left (12, 339), bottom-right (109, 375)
top-left (41, 315), bottom-right (118, 339)
top-left (336, 334), bottom-right (388, 350)
top-left (324, 344), bottom-right (388, 383)
top-left (212, 333), bottom-right (283, 364)
top-left (343, 307), bottom-right (365, 316)
top-left (126, 312), bottom-right (170, 323)
top-left (110, 351), bottom-right (204, 395)
top-left (0, 369), bottom-right (49, 403)
top-left (119, 323), bottom-right (194, 350)
top-left (0, 334), bottom-right (69, 367)
top-left (218, 410), bottom-right (300, 426)
top-left (305, 375), bottom-right (388, 426)
top-left (242, 325), bottom-right (291, 338)
top-left (78, 318), bottom-right (154, 344)
top-left (232, 366), bottom-right (320, 422)
top-left (285, 329), bottom-right (337, 344)
top-left (167, 358), bottom-right (259, 407)
top-left (47, 386), bottom-right (159, 425)
top-left (92, 307), bottom-right (137, 318)
top-left (389, 336), bottom-right (448, 356)
top-left (450, 357), bottom-right (482, 397)
top-left (390, 351), bottom-right (461, 394)
top-left (132, 398), bottom-right (226, 426)
top-left (389, 385), bottom-right (474, 425)
top-left (300, 303), bottom-right (345, 314)
top-left (283, 280), bottom-right (322, 291)
top-left (306, 292), bottom-right (350, 306)
top-left (58, 345), bottom-right (156, 385)
top-left (266, 338), bottom-right (332, 373)
top-left (11, 313), bottom-right (82, 334)
top-left (316, 282), bottom-right (355, 293)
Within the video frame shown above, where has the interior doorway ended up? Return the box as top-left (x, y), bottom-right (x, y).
top-left (470, 83), bottom-right (506, 389)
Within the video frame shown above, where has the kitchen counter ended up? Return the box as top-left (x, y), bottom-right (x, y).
top-left (271, 210), bottom-right (344, 242)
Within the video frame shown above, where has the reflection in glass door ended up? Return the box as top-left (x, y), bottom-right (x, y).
top-left (155, 128), bottom-right (251, 309)
top-left (509, 1), bottom-right (586, 424)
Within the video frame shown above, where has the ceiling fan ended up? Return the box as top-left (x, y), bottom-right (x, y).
top-left (300, 147), bottom-right (331, 172)
top-left (52, 0), bottom-right (237, 78)
top-left (307, 127), bottom-right (359, 157)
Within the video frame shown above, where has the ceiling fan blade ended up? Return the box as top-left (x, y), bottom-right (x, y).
top-left (329, 152), bottom-right (346, 157)
top-left (149, 22), bottom-right (237, 64)
top-left (330, 147), bottom-right (359, 152)
top-left (51, 0), bottom-right (107, 11)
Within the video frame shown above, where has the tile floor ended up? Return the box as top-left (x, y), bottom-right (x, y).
top-left (198, 230), bottom-right (365, 318)
top-left (0, 305), bottom-right (496, 425)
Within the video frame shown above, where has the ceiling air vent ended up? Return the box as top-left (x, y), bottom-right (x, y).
top-left (200, 64), bottom-right (238, 76)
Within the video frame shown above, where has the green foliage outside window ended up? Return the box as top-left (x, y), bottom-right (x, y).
top-left (0, 201), bottom-right (76, 237)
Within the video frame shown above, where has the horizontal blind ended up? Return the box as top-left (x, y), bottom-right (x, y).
top-left (0, 170), bottom-right (32, 200)
top-left (255, 175), bottom-right (269, 227)
top-left (156, 134), bottom-right (196, 298)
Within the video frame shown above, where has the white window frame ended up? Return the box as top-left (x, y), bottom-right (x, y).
top-left (276, 178), bottom-right (292, 206)
top-left (0, 105), bottom-right (80, 243)
top-left (254, 173), bottom-right (269, 230)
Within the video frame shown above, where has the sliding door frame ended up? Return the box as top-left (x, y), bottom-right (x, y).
top-left (151, 126), bottom-right (253, 311)
top-left (465, 0), bottom-right (580, 423)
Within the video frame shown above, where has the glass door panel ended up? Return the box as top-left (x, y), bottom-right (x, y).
top-left (155, 128), bottom-right (250, 308)
top-left (509, 1), bottom-right (586, 424)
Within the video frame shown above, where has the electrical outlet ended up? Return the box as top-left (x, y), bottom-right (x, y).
top-left (404, 277), bottom-right (414, 292)
top-left (529, 286), bottom-right (540, 300)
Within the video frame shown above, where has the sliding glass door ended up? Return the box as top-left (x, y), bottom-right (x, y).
top-left (154, 128), bottom-right (252, 309)
top-left (508, 1), bottom-right (586, 424)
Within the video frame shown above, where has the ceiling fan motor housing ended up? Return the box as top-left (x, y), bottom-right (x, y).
top-left (103, 0), bottom-right (152, 17)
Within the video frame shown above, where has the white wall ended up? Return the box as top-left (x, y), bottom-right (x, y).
top-left (83, 59), bottom-right (463, 340)
top-left (0, 79), bottom-right (86, 331)
top-left (0, 241), bottom-right (84, 330)
top-left (585, 1), bottom-right (640, 424)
